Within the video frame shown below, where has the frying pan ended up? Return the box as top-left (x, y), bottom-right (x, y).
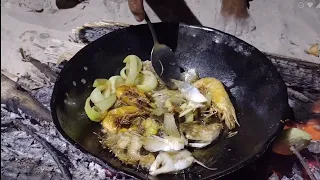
top-left (50, 23), bottom-right (294, 180)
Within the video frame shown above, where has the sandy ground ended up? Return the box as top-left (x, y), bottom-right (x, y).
top-left (1, 0), bottom-right (320, 81)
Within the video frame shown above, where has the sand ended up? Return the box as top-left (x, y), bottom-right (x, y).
top-left (1, 0), bottom-right (320, 81)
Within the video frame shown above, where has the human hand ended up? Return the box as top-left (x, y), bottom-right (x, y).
top-left (128, 0), bottom-right (145, 22)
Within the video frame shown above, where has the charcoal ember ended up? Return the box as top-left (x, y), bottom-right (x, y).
top-left (268, 173), bottom-right (280, 180)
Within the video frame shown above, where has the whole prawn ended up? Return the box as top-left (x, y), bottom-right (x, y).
top-left (193, 78), bottom-right (239, 130)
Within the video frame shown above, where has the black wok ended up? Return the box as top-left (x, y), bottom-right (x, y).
top-left (50, 23), bottom-right (293, 180)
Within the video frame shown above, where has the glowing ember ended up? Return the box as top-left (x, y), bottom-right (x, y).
top-left (297, 120), bottom-right (320, 141)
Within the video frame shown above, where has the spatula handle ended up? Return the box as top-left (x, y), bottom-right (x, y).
top-left (144, 11), bottom-right (159, 44)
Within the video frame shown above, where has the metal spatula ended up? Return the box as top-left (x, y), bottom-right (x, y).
top-left (144, 13), bottom-right (181, 89)
top-left (144, 13), bottom-right (207, 103)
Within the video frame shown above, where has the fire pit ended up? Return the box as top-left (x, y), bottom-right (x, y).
top-left (1, 23), bottom-right (319, 180)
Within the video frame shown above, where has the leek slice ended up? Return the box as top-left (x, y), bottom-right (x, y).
top-left (102, 82), bottom-right (111, 98)
top-left (95, 94), bottom-right (117, 112)
top-left (136, 70), bottom-right (158, 92)
top-left (120, 67), bottom-right (127, 79)
top-left (93, 79), bottom-right (108, 87)
top-left (109, 76), bottom-right (125, 93)
top-left (124, 55), bottom-right (143, 73)
top-left (90, 85), bottom-right (108, 103)
top-left (123, 55), bottom-right (142, 86)
top-left (84, 97), bottom-right (106, 122)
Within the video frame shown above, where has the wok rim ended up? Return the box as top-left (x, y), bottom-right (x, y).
top-left (50, 22), bottom-right (288, 179)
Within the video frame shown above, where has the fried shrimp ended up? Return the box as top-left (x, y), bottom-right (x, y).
top-left (116, 85), bottom-right (153, 110)
top-left (193, 78), bottom-right (239, 130)
top-left (101, 106), bottom-right (147, 133)
top-left (103, 132), bottom-right (155, 167)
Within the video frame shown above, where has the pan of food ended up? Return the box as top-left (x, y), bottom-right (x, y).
top-left (50, 22), bottom-right (294, 180)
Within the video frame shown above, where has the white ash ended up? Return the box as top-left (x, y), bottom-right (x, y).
top-left (291, 163), bottom-right (302, 177)
top-left (1, 103), bottom-right (132, 180)
top-left (308, 141), bottom-right (320, 154)
top-left (31, 86), bottom-right (53, 109)
top-left (290, 174), bottom-right (304, 180)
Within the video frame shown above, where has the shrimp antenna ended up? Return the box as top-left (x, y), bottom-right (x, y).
top-left (194, 159), bottom-right (217, 171)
